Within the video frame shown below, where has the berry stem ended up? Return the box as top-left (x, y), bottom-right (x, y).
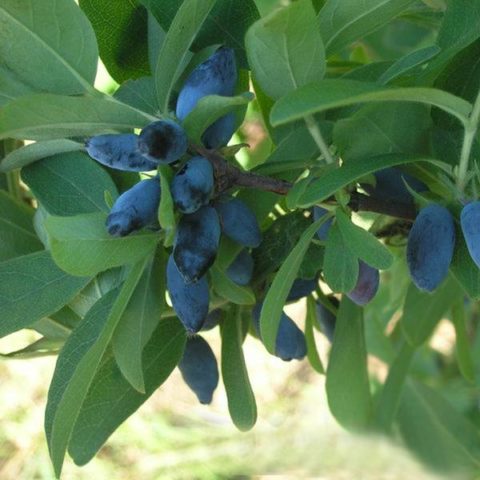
top-left (304, 115), bottom-right (335, 164)
top-left (457, 88), bottom-right (480, 192)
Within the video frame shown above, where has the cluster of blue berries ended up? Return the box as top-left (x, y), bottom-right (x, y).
top-left (85, 47), bottom-right (285, 403)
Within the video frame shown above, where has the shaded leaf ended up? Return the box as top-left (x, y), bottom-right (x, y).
top-left (0, 251), bottom-right (90, 338)
top-left (326, 297), bottom-right (372, 430)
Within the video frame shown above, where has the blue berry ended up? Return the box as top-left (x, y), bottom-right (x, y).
top-left (407, 204), bottom-right (455, 292)
top-left (226, 249), bottom-right (254, 286)
top-left (173, 206), bottom-right (221, 283)
top-left (178, 336), bottom-right (219, 404)
top-left (347, 261), bottom-right (379, 305)
top-left (461, 201), bottom-right (480, 268)
top-left (364, 167), bottom-right (427, 204)
top-left (86, 134), bottom-right (158, 172)
top-left (253, 303), bottom-right (306, 361)
top-left (176, 47), bottom-right (237, 149)
top-left (166, 255), bottom-right (209, 333)
top-left (138, 120), bottom-right (188, 164)
top-left (313, 206), bottom-right (333, 241)
top-left (287, 278), bottom-right (318, 302)
top-left (215, 197), bottom-right (261, 248)
top-left (171, 156), bottom-right (214, 214)
top-left (106, 177), bottom-right (160, 237)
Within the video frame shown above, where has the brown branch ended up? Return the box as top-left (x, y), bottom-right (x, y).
top-left (190, 143), bottom-right (417, 220)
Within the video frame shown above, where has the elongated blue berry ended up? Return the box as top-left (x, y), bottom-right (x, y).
top-left (407, 204), bottom-right (455, 292)
top-left (313, 206), bottom-right (333, 241)
top-left (347, 261), bottom-right (379, 305)
top-left (226, 249), bottom-right (254, 286)
top-left (138, 120), bottom-right (188, 164)
top-left (176, 47), bottom-right (237, 149)
top-left (85, 134), bottom-right (158, 171)
top-left (215, 197), bottom-right (261, 247)
top-left (253, 303), bottom-right (306, 361)
top-left (178, 336), bottom-right (219, 404)
top-left (315, 297), bottom-right (338, 343)
top-left (461, 201), bottom-right (480, 268)
top-left (173, 206), bottom-right (221, 283)
top-left (364, 167), bottom-right (427, 204)
top-left (167, 255), bottom-right (209, 333)
top-left (106, 178), bottom-right (160, 237)
top-left (287, 278), bottom-right (318, 302)
top-left (171, 156), bottom-right (214, 214)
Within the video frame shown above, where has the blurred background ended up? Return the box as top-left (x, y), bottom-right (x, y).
top-left (0, 312), bottom-right (449, 480)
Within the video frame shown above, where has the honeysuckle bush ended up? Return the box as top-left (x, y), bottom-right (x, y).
top-left (1, 0), bottom-right (480, 477)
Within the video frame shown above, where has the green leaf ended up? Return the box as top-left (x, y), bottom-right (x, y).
top-left (333, 103), bottom-right (432, 162)
top-left (378, 45), bottom-right (441, 85)
top-left (0, 336), bottom-right (64, 359)
top-left (397, 381), bottom-right (480, 473)
top-left (451, 301), bottom-right (475, 384)
top-left (0, 94), bottom-right (153, 141)
top-left (323, 221), bottom-right (359, 293)
top-left (260, 217), bottom-right (328, 354)
top-left (33, 306), bottom-right (81, 340)
top-left (246, 0), bottom-right (326, 100)
top-left (305, 296), bottom-right (324, 374)
top-left (210, 265), bottom-right (256, 306)
top-left (253, 212), bottom-right (310, 281)
top-left (318, 0), bottom-right (416, 55)
top-left (69, 316), bottom-right (185, 465)
top-left (326, 297), bottom-right (372, 430)
top-left (45, 259), bottom-right (147, 477)
top-left (22, 152), bottom-right (118, 216)
top-left (295, 154), bottom-right (438, 208)
top-left (0, 67), bottom-right (33, 108)
top-left (451, 221), bottom-right (480, 300)
top-left (154, 0), bottom-right (216, 113)
top-left (46, 213), bottom-right (159, 276)
top-left (114, 77), bottom-right (158, 116)
top-left (298, 242), bottom-right (324, 280)
top-left (0, 0), bottom-right (98, 94)
top-left (158, 166), bottom-right (176, 246)
top-left (147, 12), bottom-right (166, 72)
top-left (336, 210), bottom-right (393, 270)
top-left (0, 140), bottom-right (83, 172)
top-left (143, 0), bottom-right (259, 68)
top-left (401, 278), bottom-right (462, 346)
top-left (112, 252), bottom-right (166, 393)
top-left (79, 0), bottom-right (149, 83)
top-left (0, 251), bottom-right (90, 338)
top-left (421, 0), bottom-right (480, 83)
top-left (221, 307), bottom-right (257, 431)
top-left (270, 79), bottom-right (472, 127)
top-left (0, 190), bottom-right (43, 261)
top-left (374, 341), bottom-right (416, 432)
top-left (183, 93), bottom-right (253, 144)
